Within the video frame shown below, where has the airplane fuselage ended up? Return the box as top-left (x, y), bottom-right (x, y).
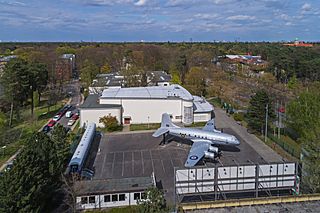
top-left (168, 127), bottom-right (240, 146)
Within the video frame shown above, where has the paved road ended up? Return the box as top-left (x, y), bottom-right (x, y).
top-left (56, 79), bottom-right (82, 130)
top-left (214, 108), bottom-right (284, 163)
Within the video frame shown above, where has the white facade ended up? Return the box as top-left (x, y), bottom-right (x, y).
top-left (80, 108), bottom-right (121, 128)
top-left (80, 85), bottom-right (214, 127)
top-left (76, 191), bottom-right (146, 210)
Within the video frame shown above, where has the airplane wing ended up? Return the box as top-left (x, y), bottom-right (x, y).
top-left (184, 141), bottom-right (211, 167)
top-left (202, 119), bottom-right (221, 133)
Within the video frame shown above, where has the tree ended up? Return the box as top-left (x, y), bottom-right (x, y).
top-left (138, 187), bottom-right (167, 213)
top-left (0, 128), bottom-right (70, 212)
top-left (286, 90), bottom-right (320, 137)
top-left (27, 62), bottom-right (48, 116)
top-left (99, 114), bottom-right (121, 131)
top-left (177, 54), bottom-right (187, 84)
top-left (184, 66), bottom-right (207, 96)
top-left (246, 90), bottom-right (275, 134)
top-left (80, 59), bottom-right (99, 88)
top-left (300, 126), bottom-right (320, 193)
top-left (0, 58), bottom-right (29, 125)
top-left (100, 62), bottom-right (111, 73)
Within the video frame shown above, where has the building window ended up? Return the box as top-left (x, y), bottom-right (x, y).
top-left (104, 195), bottom-right (110, 202)
top-left (89, 196), bottom-right (95, 204)
top-left (141, 193), bottom-right (146, 199)
top-left (81, 197), bottom-right (88, 204)
top-left (112, 194), bottom-right (118, 202)
top-left (119, 194), bottom-right (125, 201)
top-left (134, 193), bottom-right (141, 200)
top-left (175, 115), bottom-right (182, 119)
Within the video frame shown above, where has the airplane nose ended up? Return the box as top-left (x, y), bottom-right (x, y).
top-left (236, 139), bottom-right (240, 145)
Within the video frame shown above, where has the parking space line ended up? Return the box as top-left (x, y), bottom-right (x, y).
top-left (122, 152), bottom-right (124, 177)
top-left (141, 150), bottom-right (144, 174)
top-left (149, 150), bottom-right (155, 173)
top-left (100, 153), bottom-right (108, 179)
top-left (132, 152), bottom-right (134, 174)
top-left (161, 160), bottom-right (166, 173)
top-left (111, 153), bottom-right (116, 176)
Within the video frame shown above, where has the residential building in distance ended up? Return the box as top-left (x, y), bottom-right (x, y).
top-left (55, 54), bottom-right (76, 81)
top-left (80, 84), bottom-right (214, 127)
top-left (89, 71), bottom-right (171, 94)
top-left (284, 39), bottom-right (313, 47)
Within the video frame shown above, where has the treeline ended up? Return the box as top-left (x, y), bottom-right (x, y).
top-left (1, 42), bottom-right (319, 84)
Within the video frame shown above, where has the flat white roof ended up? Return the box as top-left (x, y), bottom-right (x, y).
top-left (193, 96), bottom-right (214, 113)
top-left (101, 84), bottom-right (193, 101)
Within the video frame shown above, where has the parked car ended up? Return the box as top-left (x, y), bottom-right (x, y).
top-left (47, 119), bottom-right (56, 127)
top-left (52, 113), bottom-right (62, 121)
top-left (71, 114), bottom-right (79, 120)
top-left (42, 125), bottom-right (51, 133)
top-left (65, 111), bottom-right (73, 118)
top-left (67, 119), bottom-right (76, 126)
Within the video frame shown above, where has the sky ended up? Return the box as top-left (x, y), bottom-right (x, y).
top-left (0, 0), bottom-right (319, 42)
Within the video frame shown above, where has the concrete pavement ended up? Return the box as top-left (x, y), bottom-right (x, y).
top-left (214, 108), bottom-right (285, 163)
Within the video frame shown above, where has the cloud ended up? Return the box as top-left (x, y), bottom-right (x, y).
top-left (0, 0), bottom-right (26, 6)
top-left (194, 13), bottom-right (218, 19)
top-left (227, 15), bottom-right (255, 21)
top-left (134, 0), bottom-right (147, 6)
top-left (301, 3), bottom-right (311, 11)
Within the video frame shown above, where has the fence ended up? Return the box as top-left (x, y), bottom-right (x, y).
top-left (268, 134), bottom-right (300, 159)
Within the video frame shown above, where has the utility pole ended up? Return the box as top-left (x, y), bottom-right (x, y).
top-left (265, 104), bottom-right (268, 143)
top-left (278, 101), bottom-right (281, 139)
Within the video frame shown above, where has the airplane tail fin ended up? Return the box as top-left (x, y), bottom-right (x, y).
top-left (160, 113), bottom-right (177, 128)
top-left (152, 113), bottom-right (177, 138)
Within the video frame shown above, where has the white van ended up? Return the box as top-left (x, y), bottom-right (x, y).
top-left (66, 111), bottom-right (73, 118)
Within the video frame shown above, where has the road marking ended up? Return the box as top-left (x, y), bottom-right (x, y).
top-left (100, 153), bottom-right (107, 179)
top-left (132, 152), bottom-right (134, 175)
top-left (122, 152), bottom-right (125, 177)
top-left (141, 150), bottom-right (144, 174)
top-left (111, 153), bottom-right (116, 177)
top-left (149, 150), bottom-right (155, 173)
top-left (161, 159), bottom-right (166, 173)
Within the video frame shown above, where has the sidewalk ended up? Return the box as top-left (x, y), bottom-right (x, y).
top-left (214, 108), bottom-right (285, 163)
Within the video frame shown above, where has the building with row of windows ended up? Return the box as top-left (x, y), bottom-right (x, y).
top-left (75, 175), bottom-right (155, 210)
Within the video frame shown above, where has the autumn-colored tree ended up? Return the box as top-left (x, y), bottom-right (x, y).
top-left (184, 67), bottom-right (207, 96)
top-left (99, 114), bottom-right (121, 131)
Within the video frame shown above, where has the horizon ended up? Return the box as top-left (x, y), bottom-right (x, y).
top-left (1, 0), bottom-right (319, 42)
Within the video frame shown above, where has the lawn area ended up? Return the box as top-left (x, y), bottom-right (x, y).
top-left (187, 122), bottom-right (207, 128)
top-left (130, 123), bottom-right (161, 131)
top-left (0, 102), bottom-right (65, 168)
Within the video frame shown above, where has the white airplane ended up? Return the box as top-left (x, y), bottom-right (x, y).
top-left (153, 113), bottom-right (240, 167)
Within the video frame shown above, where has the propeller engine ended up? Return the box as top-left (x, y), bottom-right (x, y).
top-left (208, 146), bottom-right (219, 153)
top-left (204, 151), bottom-right (215, 160)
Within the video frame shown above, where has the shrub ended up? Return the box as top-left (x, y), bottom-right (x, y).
top-left (233, 112), bottom-right (244, 121)
top-left (99, 115), bottom-right (122, 132)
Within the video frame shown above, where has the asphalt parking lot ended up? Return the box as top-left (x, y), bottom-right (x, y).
top-left (88, 129), bottom-right (269, 204)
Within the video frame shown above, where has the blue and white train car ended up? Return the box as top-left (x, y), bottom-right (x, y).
top-left (68, 122), bottom-right (96, 173)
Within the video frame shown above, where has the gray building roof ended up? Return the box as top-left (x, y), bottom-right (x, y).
top-left (101, 84), bottom-right (193, 101)
top-left (75, 176), bottom-right (154, 195)
top-left (193, 96), bottom-right (214, 113)
top-left (80, 94), bottom-right (121, 109)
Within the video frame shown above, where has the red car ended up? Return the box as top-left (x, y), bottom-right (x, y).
top-left (71, 114), bottom-right (79, 120)
top-left (47, 119), bottom-right (56, 127)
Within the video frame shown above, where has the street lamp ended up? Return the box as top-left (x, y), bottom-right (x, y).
top-left (147, 116), bottom-right (150, 129)
top-left (1, 146), bottom-right (6, 156)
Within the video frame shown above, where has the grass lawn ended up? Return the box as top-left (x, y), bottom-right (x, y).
top-left (130, 123), bottom-right (161, 131)
top-left (0, 102), bottom-right (65, 168)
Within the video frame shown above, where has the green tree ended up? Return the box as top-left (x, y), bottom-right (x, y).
top-left (138, 187), bottom-right (167, 213)
top-left (0, 58), bottom-right (29, 126)
top-left (286, 90), bottom-right (320, 137)
top-left (100, 62), bottom-right (111, 73)
top-left (80, 59), bottom-right (99, 88)
top-left (99, 114), bottom-right (121, 131)
top-left (246, 90), bottom-right (275, 134)
top-left (184, 66), bottom-right (207, 96)
top-left (28, 62), bottom-right (48, 116)
top-left (0, 129), bottom-right (69, 212)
